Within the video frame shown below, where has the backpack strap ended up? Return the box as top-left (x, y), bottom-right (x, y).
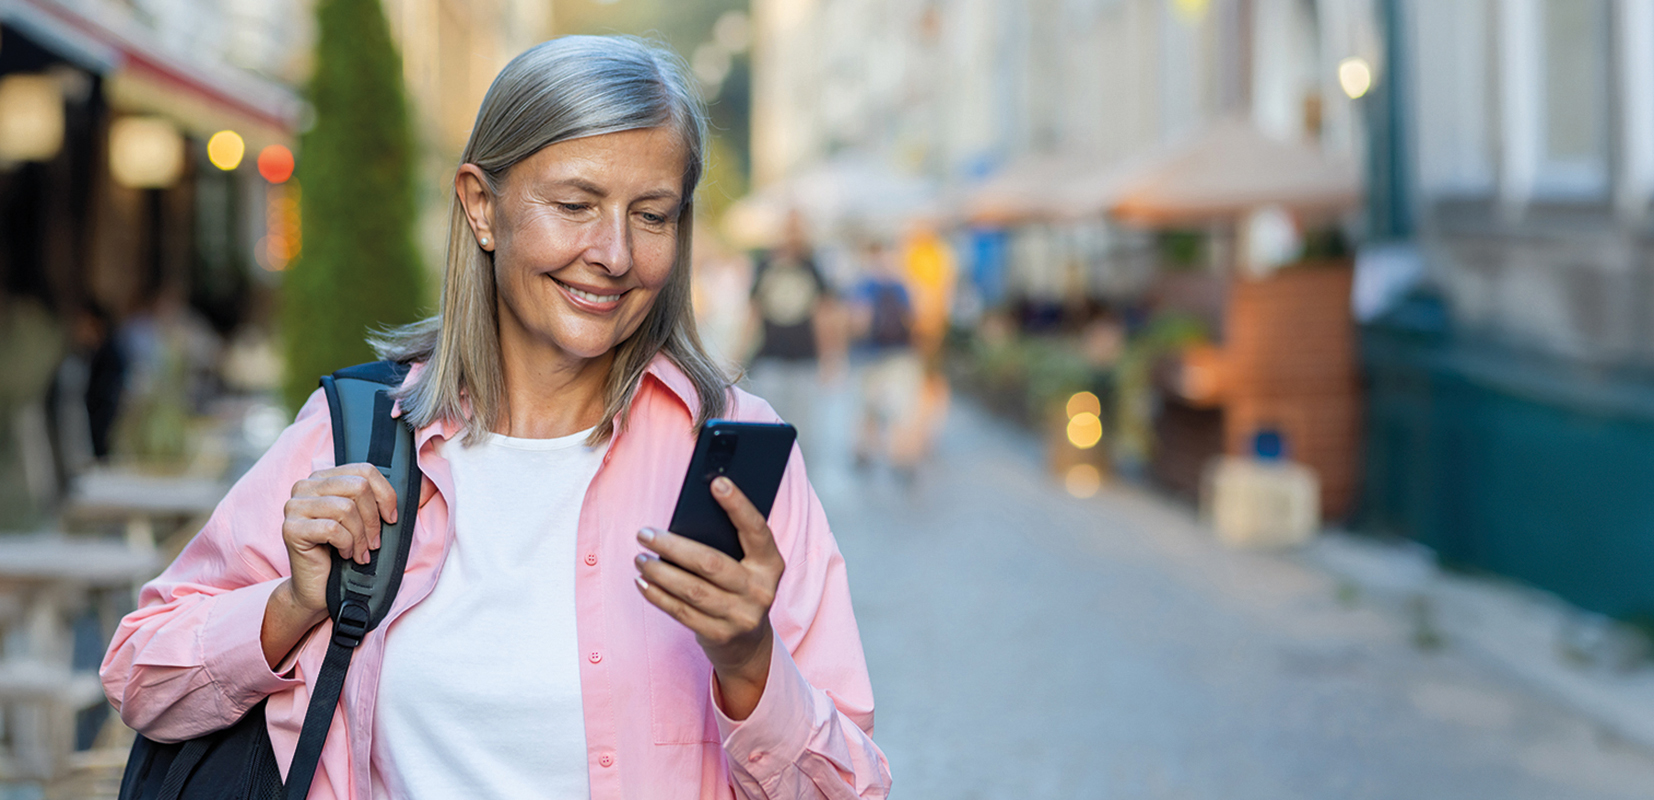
top-left (285, 361), bottom-right (422, 800)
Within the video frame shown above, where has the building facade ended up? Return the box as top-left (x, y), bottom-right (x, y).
top-left (752, 0), bottom-right (1372, 195)
top-left (1364, 0), bottom-right (1654, 622)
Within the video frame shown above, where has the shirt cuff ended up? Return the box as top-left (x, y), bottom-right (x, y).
top-left (713, 640), bottom-right (817, 773)
top-left (200, 577), bottom-right (306, 713)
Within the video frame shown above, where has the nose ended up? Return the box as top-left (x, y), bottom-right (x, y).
top-left (583, 208), bottom-right (633, 277)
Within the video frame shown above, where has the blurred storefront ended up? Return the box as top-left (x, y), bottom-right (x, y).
top-left (0, 0), bottom-right (305, 782)
top-left (1361, 0), bottom-right (1654, 624)
top-left (0, 0), bottom-right (304, 525)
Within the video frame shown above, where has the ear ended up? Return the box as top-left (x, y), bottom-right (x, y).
top-left (455, 164), bottom-right (498, 251)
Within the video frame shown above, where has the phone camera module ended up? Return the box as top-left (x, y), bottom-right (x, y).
top-left (710, 432), bottom-right (739, 458)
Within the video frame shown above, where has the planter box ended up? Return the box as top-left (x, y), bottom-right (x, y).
top-left (1162, 262), bottom-right (1362, 518)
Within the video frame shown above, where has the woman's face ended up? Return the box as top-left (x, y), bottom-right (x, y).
top-left (463, 127), bottom-right (687, 370)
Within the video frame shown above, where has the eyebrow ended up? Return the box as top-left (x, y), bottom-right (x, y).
top-left (550, 178), bottom-right (681, 205)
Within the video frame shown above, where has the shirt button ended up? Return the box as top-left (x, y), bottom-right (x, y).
top-left (584, 553), bottom-right (598, 566)
top-left (588, 651), bottom-right (602, 664)
top-left (598, 753), bottom-right (614, 768)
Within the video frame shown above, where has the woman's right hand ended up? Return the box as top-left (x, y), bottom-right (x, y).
top-left (262, 464), bottom-right (398, 667)
top-left (281, 463), bottom-right (399, 614)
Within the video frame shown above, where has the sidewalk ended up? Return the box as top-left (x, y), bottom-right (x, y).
top-left (828, 390), bottom-right (1654, 798)
top-left (1300, 530), bottom-right (1654, 754)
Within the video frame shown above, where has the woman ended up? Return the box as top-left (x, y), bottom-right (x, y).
top-left (101, 36), bottom-right (890, 800)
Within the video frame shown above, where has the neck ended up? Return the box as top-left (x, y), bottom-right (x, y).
top-left (495, 337), bottom-right (615, 440)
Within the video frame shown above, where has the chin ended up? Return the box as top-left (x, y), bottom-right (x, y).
top-left (547, 328), bottom-right (629, 361)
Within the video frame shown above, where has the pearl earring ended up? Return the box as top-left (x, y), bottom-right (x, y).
top-left (480, 237), bottom-right (490, 248)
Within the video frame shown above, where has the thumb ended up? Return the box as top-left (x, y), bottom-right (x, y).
top-left (712, 477), bottom-right (784, 567)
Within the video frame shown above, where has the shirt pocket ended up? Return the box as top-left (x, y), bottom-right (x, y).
top-left (642, 606), bottom-right (722, 744)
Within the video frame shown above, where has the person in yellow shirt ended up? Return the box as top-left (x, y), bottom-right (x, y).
top-left (899, 223), bottom-right (956, 360)
top-left (887, 224), bottom-right (956, 479)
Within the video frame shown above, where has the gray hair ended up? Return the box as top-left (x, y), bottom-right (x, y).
top-left (372, 35), bottom-right (728, 444)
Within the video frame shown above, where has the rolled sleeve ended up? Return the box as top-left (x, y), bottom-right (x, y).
top-left (201, 577), bottom-right (307, 710)
top-left (712, 642), bottom-right (889, 799)
top-left (714, 639), bottom-right (814, 765)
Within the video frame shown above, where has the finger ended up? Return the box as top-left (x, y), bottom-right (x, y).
top-left (318, 475), bottom-right (383, 553)
top-left (317, 466), bottom-right (396, 554)
top-left (638, 528), bottom-right (744, 592)
top-left (634, 571), bottom-right (738, 643)
top-left (287, 495), bottom-right (369, 564)
top-left (634, 552), bottom-right (739, 617)
top-left (298, 464), bottom-right (399, 527)
top-left (710, 478), bottom-right (784, 568)
top-left (317, 491), bottom-right (373, 565)
top-left (335, 463), bottom-right (399, 528)
top-left (285, 516), bottom-right (358, 562)
top-left (353, 485), bottom-right (383, 552)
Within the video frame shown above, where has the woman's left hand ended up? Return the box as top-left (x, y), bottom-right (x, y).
top-left (635, 476), bottom-right (784, 721)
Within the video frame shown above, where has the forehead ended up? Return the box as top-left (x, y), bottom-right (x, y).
top-left (510, 127), bottom-right (688, 194)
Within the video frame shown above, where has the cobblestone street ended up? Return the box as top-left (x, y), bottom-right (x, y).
top-left (807, 394), bottom-right (1654, 800)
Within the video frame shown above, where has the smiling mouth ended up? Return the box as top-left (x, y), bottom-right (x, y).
top-left (553, 278), bottom-right (626, 305)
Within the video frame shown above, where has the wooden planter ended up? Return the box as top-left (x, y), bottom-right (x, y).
top-left (1219, 262), bottom-right (1361, 519)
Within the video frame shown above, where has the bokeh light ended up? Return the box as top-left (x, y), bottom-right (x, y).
top-left (1066, 391), bottom-right (1101, 419)
top-left (1065, 464), bottom-right (1102, 498)
top-left (1339, 57), bottom-right (1373, 99)
top-left (207, 130), bottom-right (245, 170)
top-left (109, 116), bottom-right (183, 188)
top-left (0, 74), bottom-right (65, 162)
top-left (257, 144), bottom-right (295, 183)
top-left (1172, 0), bottom-right (1209, 23)
top-left (1066, 412), bottom-right (1103, 449)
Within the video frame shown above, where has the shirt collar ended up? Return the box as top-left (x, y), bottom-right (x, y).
top-left (640, 353), bottom-right (702, 421)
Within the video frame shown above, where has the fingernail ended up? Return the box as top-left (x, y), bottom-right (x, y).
top-left (638, 528), bottom-right (656, 543)
top-left (635, 576), bottom-right (649, 591)
top-left (712, 477), bottom-right (732, 496)
top-left (635, 553), bottom-right (651, 567)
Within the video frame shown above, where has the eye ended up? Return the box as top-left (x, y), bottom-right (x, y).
top-left (640, 211), bottom-right (668, 225)
top-left (558, 202), bottom-right (589, 213)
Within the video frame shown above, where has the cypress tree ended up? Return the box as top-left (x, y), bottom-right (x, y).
top-left (281, 0), bottom-right (424, 411)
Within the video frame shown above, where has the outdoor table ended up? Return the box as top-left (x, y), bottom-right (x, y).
top-left (0, 534), bottom-right (159, 780)
top-left (61, 469), bottom-right (228, 550)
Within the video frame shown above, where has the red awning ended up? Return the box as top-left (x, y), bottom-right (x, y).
top-left (13, 0), bottom-right (301, 138)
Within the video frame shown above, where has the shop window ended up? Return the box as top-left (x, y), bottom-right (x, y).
top-left (1536, 0), bottom-right (1610, 198)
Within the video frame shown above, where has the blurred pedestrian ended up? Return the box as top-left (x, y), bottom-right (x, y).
top-left (102, 35), bottom-right (889, 800)
top-left (689, 242), bottom-right (752, 375)
top-left (49, 302), bottom-right (126, 480)
top-left (889, 225), bottom-right (957, 477)
top-left (742, 210), bottom-right (843, 459)
top-left (847, 240), bottom-right (922, 478)
top-left (898, 222), bottom-right (956, 359)
top-left (0, 291), bottom-right (65, 525)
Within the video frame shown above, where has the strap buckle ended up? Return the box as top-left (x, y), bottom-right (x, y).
top-left (332, 599), bottom-right (371, 648)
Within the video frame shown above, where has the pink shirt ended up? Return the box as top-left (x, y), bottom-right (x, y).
top-left (101, 357), bottom-right (891, 799)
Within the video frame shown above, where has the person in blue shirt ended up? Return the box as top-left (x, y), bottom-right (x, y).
top-left (845, 240), bottom-right (922, 479)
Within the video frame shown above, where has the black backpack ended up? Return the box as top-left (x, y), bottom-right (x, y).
top-left (118, 361), bottom-right (422, 800)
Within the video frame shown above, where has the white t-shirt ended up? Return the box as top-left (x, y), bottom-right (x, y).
top-left (372, 427), bottom-right (606, 800)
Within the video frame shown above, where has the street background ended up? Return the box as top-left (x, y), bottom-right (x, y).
top-left (3, 0), bottom-right (1654, 797)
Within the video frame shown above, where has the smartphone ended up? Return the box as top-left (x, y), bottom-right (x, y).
top-left (667, 420), bottom-right (797, 562)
